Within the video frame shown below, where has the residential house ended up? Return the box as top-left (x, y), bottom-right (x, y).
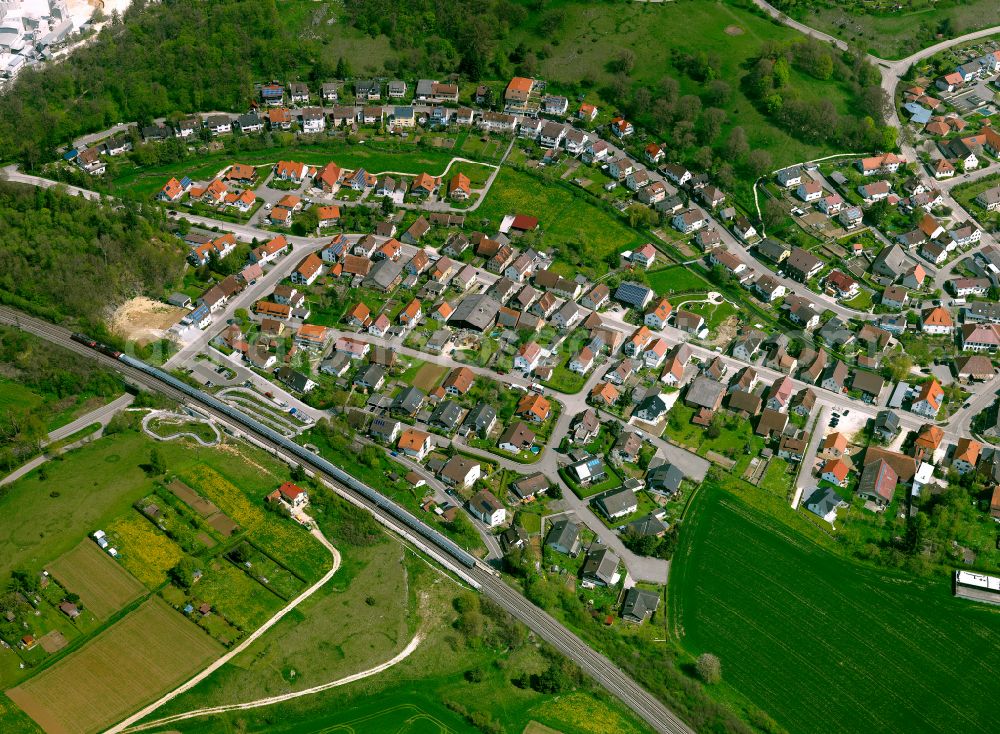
top-left (820, 458), bottom-right (851, 488)
top-left (785, 247), bottom-right (824, 283)
top-left (499, 422), bottom-right (536, 453)
top-left (857, 459), bottom-right (897, 507)
top-left (912, 380), bottom-right (944, 418)
top-left (645, 298), bottom-right (673, 330)
top-left (397, 429), bottom-right (433, 460)
top-left (595, 487), bottom-right (638, 520)
top-left (546, 519), bottom-right (581, 556)
top-left (581, 545), bottom-right (621, 587)
top-left (614, 281), bottom-right (654, 310)
top-left (468, 490), bottom-right (506, 527)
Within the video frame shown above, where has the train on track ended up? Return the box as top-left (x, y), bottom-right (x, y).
top-left (71, 333), bottom-right (482, 573)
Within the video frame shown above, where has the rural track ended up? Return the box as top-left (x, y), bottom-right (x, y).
top-left (120, 633), bottom-right (423, 732)
top-left (0, 305), bottom-right (695, 734)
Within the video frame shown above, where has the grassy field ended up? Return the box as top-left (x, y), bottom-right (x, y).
top-left (0, 434), bottom-right (164, 587)
top-left (0, 694), bottom-right (42, 734)
top-left (782, 1), bottom-right (1000, 59)
top-left (0, 380), bottom-right (42, 413)
top-left (138, 558), bottom-right (650, 734)
top-left (7, 597), bottom-right (221, 734)
top-left (150, 540), bottom-right (410, 717)
top-left (46, 540), bottom-right (146, 621)
top-left (194, 560), bottom-right (284, 632)
top-left (646, 267), bottom-right (712, 296)
top-left (669, 480), bottom-right (1000, 734)
top-left (112, 136), bottom-right (495, 198)
top-left (0, 380), bottom-right (118, 435)
top-left (475, 168), bottom-right (647, 275)
top-left (176, 464), bottom-right (329, 584)
top-left (442, 160), bottom-right (496, 188)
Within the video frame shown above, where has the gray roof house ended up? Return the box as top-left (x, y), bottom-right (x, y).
top-left (647, 463), bottom-right (684, 496)
top-left (430, 399), bottom-right (465, 431)
top-left (392, 386), bottom-right (425, 416)
top-left (450, 295), bottom-right (501, 331)
top-left (635, 393), bottom-right (670, 423)
top-left (873, 410), bottom-right (900, 440)
top-left (594, 486), bottom-right (638, 520)
top-left (546, 518), bottom-right (581, 556)
top-left (581, 545), bottom-right (621, 586)
top-left (364, 257), bottom-right (405, 292)
top-left (463, 404), bottom-right (497, 436)
top-left (621, 588), bottom-right (660, 623)
top-left (804, 486), bottom-right (846, 524)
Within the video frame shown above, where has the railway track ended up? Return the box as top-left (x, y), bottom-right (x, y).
top-left (0, 306), bottom-right (695, 734)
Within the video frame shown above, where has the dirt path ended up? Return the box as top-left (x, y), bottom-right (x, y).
top-left (121, 633), bottom-right (422, 732)
top-left (102, 520), bottom-right (341, 734)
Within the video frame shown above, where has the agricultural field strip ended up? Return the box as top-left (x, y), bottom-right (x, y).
top-left (101, 524), bottom-right (341, 734)
top-left (671, 492), bottom-right (997, 734)
top-left (122, 632), bottom-right (422, 732)
top-left (46, 541), bottom-right (146, 621)
top-left (707, 499), bottom-right (986, 729)
top-left (6, 598), bottom-right (222, 734)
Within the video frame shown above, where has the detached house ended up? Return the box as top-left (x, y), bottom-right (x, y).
top-left (912, 379), bottom-right (944, 418)
top-left (672, 208), bottom-right (706, 234)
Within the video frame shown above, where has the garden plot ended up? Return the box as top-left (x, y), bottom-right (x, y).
top-left (46, 540), bottom-right (145, 621)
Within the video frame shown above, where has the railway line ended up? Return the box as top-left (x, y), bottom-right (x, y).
top-left (0, 306), bottom-right (695, 734)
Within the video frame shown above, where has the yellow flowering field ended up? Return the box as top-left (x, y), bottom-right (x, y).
top-left (106, 513), bottom-right (185, 589)
top-left (531, 692), bottom-right (647, 734)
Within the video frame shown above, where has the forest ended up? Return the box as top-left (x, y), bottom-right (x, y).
top-left (0, 327), bottom-right (123, 471)
top-left (0, 182), bottom-right (184, 322)
top-left (0, 0), bottom-right (521, 166)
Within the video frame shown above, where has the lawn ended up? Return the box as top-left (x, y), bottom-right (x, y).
top-left (542, 355), bottom-right (587, 394)
top-left (668, 479), bottom-right (1000, 734)
top-left (7, 597), bottom-right (221, 734)
top-left (675, 298), bottom-right (738, 332)
top-left (842, 289), bottom-right (874, 310)
top-left (441, 159), bottom-right (496, 188)
top-left (475, 167), bottom-right (647, 275)
top-left (663, 403), bottom-right (764, 463)
top-left (112, 139), bottom-right (468, 199)
top-left (646, 267), bottom-right (712, 297)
